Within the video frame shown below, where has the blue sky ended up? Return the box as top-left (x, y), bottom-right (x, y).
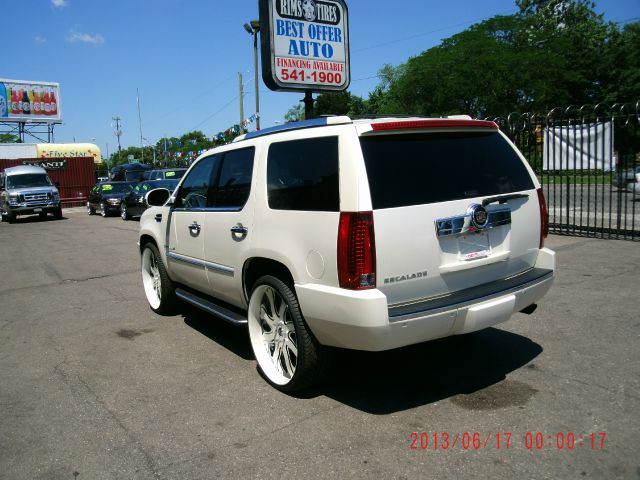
top-left (3, 0), bottom-right (638, 155)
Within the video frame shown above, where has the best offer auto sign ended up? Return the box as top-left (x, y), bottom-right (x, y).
top-left (259, 0), bottom-right (350, 92)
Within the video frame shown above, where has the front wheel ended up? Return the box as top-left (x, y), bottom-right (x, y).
top-left (120, 203), bottom-right (130, 221)
top-left (53, 207), bottom-right (62, 219)
top-left (248, 275), bottom-right (327, 392)
top-left (87, 202), bottom-right (95, 215)
top-left (141, 243), bottom-right (176, 314)
top-left (6, 209), bottom-right (16, 223)
top-left (100, 202), bottom-right (107, 217)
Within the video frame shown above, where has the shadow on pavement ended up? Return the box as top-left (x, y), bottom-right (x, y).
top-left (181, 299), bottom-right (542, 414)
top-left (318, 328), bottom-right (542, 414)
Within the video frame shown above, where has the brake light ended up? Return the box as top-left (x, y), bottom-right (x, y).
top-left (370, 119), bottom-right (498, 131)
top-left (337, 211), bottom-right (376, 290)
top-left (537, 188), bottom-right (548, 249)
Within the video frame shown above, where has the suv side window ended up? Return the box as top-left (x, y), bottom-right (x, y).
top-left (212, 147), bottom-right (255, 210)
top-left (176, 155), bottom-right (218, 209)
top-left (266, 136), bottom-right (339, 212)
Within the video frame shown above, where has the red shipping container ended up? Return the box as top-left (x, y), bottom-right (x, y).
top-left (0, 157), bottom-right (96, 208)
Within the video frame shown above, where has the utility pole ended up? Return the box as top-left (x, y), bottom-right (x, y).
top-left (112, 116), bottom-right (122, 153)
top-left (136, 88), bottom-right (144, 163)
top-left (239, 72), bottom-right (245, 134)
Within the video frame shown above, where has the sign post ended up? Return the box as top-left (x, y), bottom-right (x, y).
top-left (259, 0), bottom-right (350, 119)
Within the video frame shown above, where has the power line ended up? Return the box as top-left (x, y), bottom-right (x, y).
top-left (190, 95), bottom-right (239, 131)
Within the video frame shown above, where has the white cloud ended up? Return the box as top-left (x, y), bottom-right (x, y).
top-left (34, 36), bottom-right (47, 44)
top-left (66, 30), bottom-right (105, 46)
top-left (51, 0), bottom-right (68, 7)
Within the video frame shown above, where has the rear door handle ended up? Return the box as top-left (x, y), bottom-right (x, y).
top-left (188, 222), bottom-right (201, 235)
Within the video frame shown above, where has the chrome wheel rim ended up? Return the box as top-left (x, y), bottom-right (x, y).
top-left (121, 204), bottom-right (127, 220)
top-left (100, 203), bottom-right (106, 217)
top-left (141, 248), bottom-right (161, 309)
top-left (248, 285), bottom-right (297, 385)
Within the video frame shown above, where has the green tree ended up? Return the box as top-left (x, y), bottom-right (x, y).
top-left (0, 133), bottom-right (20, 143)
top-left (284, 104), bottom-right (305, 123)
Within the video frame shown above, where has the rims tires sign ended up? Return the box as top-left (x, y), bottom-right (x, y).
top-left (259, 0), bottom-right (350, 92)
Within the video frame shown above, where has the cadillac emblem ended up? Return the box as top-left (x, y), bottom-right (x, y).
top-left (468, 204), bottom-right (489, 230)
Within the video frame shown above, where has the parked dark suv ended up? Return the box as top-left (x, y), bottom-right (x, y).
top-left (109, 163), bottom-right (153, 182)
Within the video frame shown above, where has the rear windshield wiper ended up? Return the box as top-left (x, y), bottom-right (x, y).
top-left (482, 193), bottom-right (529, 206)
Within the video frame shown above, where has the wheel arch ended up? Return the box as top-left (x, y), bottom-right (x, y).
top-left (242, 257), bottom-right (295, 302)
top-left (139, 234), bottom-right (157, 253)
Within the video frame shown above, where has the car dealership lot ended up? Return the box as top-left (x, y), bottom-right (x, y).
top-left (0, 208), bottom-right (638, 479)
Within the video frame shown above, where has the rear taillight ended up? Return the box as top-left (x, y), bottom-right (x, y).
top-left (537, 188), bottom-right (548, 249)
top-left (337, 211), bottom-right (376, 290)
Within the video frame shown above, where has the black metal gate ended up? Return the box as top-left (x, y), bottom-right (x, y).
top-left (490, 102), bottom-right (639, 241)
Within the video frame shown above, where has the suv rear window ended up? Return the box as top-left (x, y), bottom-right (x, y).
top-left (267, 136), bottom-right (339, 212)
top-left (360, 131), bottom-right (534, 209)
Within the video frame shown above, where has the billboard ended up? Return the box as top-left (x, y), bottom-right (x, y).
top-left (0, 78), bottom-right (62, 123)
top-left (36, 143), bottom-right (101, 164)
top-left (259, 0), bottom-right (350, 92)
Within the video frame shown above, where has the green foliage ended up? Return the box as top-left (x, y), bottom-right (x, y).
top-left (108, 130), bottom-right (214, 168)
top-left (0, 133), bottom-right (20, 143)
top-left (284, 104), bottom-right (305, 123)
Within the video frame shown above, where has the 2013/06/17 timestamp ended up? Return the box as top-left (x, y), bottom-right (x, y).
top-left (408, 431), bottom-right (607, 451)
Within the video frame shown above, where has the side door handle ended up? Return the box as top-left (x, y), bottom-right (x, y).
top-left (230, 224), bottom-right (248, 235)
top-left (188, 221), bottom-right (201, 235)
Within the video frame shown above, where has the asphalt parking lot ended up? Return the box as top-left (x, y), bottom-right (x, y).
top-left (0, 207), bottom-right (638, 479)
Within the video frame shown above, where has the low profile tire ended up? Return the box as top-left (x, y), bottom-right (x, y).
top-left (141, 243), bottom-right (176, 315)
top-left (39, 212), bottom-right (48, 219)
top-left (53, 207), bottom-right (62, 220)
top-left (87, 202), bottom-right (95, 215)
top-left (7, 210), bottom-right (16, 224)
top-left (120, 203), bottom-right (130, 221)
top-left (248, 275), bottom-right (327, 393)
top-left (100, 202), bottom-right (107, 217)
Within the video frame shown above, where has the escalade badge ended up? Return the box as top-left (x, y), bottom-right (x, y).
top-left (468, 204), bottom-right (489, 230)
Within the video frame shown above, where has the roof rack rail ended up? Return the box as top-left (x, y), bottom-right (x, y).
top-left (236, 116), bottom-right (352, 142)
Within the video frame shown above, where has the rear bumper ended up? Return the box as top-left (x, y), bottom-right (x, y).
top-left (296, 248), bottom-right (555, 351)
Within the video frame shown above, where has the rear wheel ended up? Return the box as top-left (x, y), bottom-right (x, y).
top-left (141, 243), bottom-right (176, 314)
top-left (248, 275), bottom-right (327, 392)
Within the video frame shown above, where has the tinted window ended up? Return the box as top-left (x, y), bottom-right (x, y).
top-left (101, 183), bottom-right (131, 194)
top-left (177, 156), bottom-right (217, 208)
top-left (213, 148), bottom-right (255, 209)
top-left (360, 131), bottom-right (534, 209)
top-left (267, 137), bottom-right (339, 211)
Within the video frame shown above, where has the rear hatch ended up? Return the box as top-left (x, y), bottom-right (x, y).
top-left (358, 120), bottom-right (541, 307)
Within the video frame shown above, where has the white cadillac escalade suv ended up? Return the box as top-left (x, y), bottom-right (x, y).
top-left (138, 116), bottom-right (555, 392)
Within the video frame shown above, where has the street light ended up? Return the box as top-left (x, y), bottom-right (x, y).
top-left (243, 20), bottom-right (261, 131)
